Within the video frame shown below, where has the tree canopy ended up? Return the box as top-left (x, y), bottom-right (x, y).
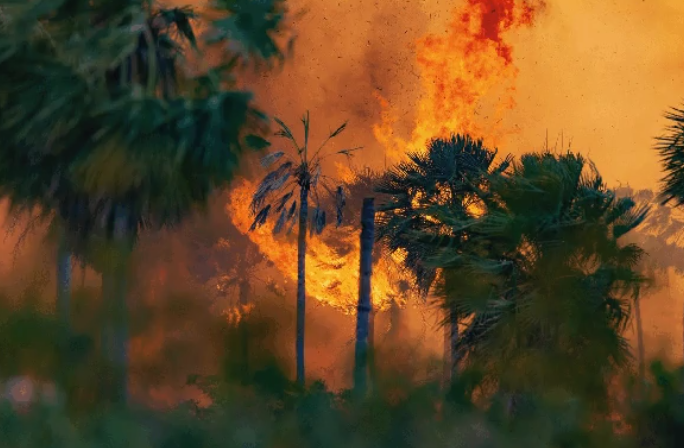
top-left (0, 0), bottom-right (289, 262)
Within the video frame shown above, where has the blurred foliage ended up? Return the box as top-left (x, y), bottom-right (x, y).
top-left (0, 290), bottom-right (681, 448)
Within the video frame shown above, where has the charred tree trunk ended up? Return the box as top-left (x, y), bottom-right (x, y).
top-left (296, 185), bottom-right (309, 386)
top-left (368, 306), bottom-right (376, 392)
top-left (354, 198), bottom-right (375, 397)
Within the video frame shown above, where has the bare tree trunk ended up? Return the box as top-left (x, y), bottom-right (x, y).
top-left (354, 198), bottom-right (375, 397)
top-left (296, 186), bottom-right (309, 386)
top-left (56, 234), bottom-right (72, 328)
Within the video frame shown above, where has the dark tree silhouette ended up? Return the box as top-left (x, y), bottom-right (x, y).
top-left (249, 112), bottom-right (358, 385)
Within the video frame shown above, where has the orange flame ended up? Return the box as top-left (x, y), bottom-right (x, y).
top-left (227, 180), bottom-right (407, 314)
top-left (374, 0), bottom-right (544, 165)
top-left (227, 0), bottom-right (543, 314)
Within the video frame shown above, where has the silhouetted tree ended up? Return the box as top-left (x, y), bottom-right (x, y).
top-left (0, 0), bottom-right (290, 404)
top-left (375, 134), bottom-right (510, 381)
top-left (426, 152), bottom-right (649, 410)
top-left (249, 112), bottom-right (358, 385)
top-left (654, 105), bottom-right (684, 365)
top-left (354, 197), bottom-right (375, 396)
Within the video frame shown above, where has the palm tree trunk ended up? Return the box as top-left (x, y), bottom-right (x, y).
top-left (102, 206), bottom-right (132, 405)
top-left (56, 234), bottom-right (72, 328)
top-left (442, 310), bottom-right (450, 388)
top-left (368, 305), bottom-right (376, 392)
top-left (354, 198), bottom-right (375, 397)
top-left (634, 291), bottom-right (645, 384)
top-left (296, 185), bottom-right (309, 386)
top-left (449, 308), bottom-right (459, 379)
top-left (238, 278), bottom-right (250, 378)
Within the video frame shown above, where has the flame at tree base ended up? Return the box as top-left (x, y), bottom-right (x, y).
top-left (227, 179), bottom-right (410, 314)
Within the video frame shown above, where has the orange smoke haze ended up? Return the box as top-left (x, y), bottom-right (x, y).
top-left (227, 0), bottom-right (547, 318)
top-left (229, 0), bottom-right (684, 364)
top-left (1, 0), bottom-right (683, 397)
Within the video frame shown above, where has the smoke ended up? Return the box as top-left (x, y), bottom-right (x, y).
top-left (504, 0), bottom-right (684, 190)
top-left (3, 0), bottom-right (684, 405)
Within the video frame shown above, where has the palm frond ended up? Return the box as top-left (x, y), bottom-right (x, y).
top-left (249, 204), bottom-right (271, 231)
top-left (273, 116), bottom-right (299, 151)
top-left (335, 186), bottom-right (346, 227)
top-left (273, 205), bottom-right (288, 235)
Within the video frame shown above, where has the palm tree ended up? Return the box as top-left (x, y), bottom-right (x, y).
top-left (655, 105), bottom-right (684, 366)
top-left (249, 112), bottom-right (358, 386)
top-left (0, 0), bottom-right (290, 404)
top-left (425, 152), bottom-right (649, 409)
top-left (375, 134), bottom-right (511, 381)
top-left (354, 197), bottom-right (375, 396)
top-left (617, 186), bottom-right (684, 376)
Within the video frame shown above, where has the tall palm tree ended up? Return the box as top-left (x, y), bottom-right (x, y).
top-left (354, 197), bottom-right (375, 396)
top-left (375, 134), bottom-right (511, 380)
top-left (425, 152), bottom-right (649, 409)
top-left (249, 112), bottom-right (358, 386)
top-left (655, 105), bottom-right (684, 366)
top-left (616, 186), bottom-right (684, 378)
top-left (0, 0), bottom-right (290, 404)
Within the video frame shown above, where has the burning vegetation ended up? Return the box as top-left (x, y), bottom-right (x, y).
top-left (1, 0), bottom-right (684, 447)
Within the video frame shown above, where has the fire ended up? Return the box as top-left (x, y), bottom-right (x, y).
top-left (227, 180), bottom-right (405, 314)
top-left (226, 0), bottom-right (543, 315)
top-left (374, 0), bottom-right (544, 165)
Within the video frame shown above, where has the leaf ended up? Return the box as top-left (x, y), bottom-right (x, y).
top-left (309, 207), bottom-right (319, 237)
top-left (261, 151), bottom-right (284, 167)
top-left (329, 121), bottom-right (348, 139)
top-left (337, 147), bottom-right (362, 158)
top-left (251, 161), bottom-right (292, 212)
top-left (275, 191), bottom-right (293, 212)
top-left (247, 134), bottom-right (272, 150)
top-left (302, 110), bottom-right (310, 153)
top-left (271, 170), bottom-right (291, 191)
top-left (286, 200), bottom-right (298, 234)
top-left (311, 164), bottom-right (321, 189)
top-left (287, 200), bottom-right (297, 220)
top-left (273, 206), bottom-right (288, 234)
top-left (249, 204), bottom-right (271, 231)
top-left (273, 116), bottom-right (298, 148)
top-left (309, 207), bottom-right (326, 236)
top-left (335, 186), bottom-right (346, 227)
top-left (316, 210), bottom-right (326, 234)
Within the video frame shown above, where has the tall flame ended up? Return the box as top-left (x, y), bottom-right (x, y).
top-left (374, 0), bottom-right (544, 164)
top-left (227, 0), bottom-right (544, 314)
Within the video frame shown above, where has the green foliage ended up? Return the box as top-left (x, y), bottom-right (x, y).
top-left (657, 106), bottom-right (684, 206)
top-left (376, 134), bottom-right (511, 294)
top-left (0, 0), bottom-right (290, 261)
top-left (0, 275), bottom-right (678, 448)
top-left (629, 361), bottom-right (684, 448)
top-left (425, 151), bottom-right (649, 404)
